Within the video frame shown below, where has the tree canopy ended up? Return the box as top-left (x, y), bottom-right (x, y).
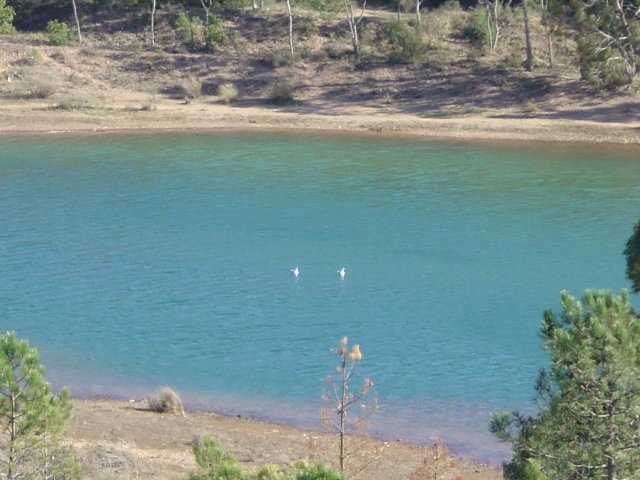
top-left (625, 218), bottom-right (640, 293)
top-left (0, 331), bottom-right (77, 479)
top-left (492, 290), bottom-right (640, 480)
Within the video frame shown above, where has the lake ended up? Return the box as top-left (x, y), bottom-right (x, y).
top-left (1, 132), bottom-right (639, 463)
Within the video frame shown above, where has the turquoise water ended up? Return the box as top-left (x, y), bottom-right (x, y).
top-left (1, 132), bottom-right (639, 462)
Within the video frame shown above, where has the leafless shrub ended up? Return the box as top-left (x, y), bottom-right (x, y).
top-left (55, 95), bottom-right (90, 110)
top-left (269, 80), bottom-right (295, 104)
top-left (409, 439), bottom-right (454, 480)
top-left (261, 50), bottom-right (290, 68)
top-left (26, 77), bottom-right (60, 98)
top-left (181, 76), bottom-right (202, 100)
top-left (148, 387), bottom-right (185, 415)
top-left (78, 444), bottom-right (137, 480)
top-left (50, 49), bottom-right (70, 64)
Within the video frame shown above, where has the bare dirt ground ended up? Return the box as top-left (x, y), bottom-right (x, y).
top-left (68, 398), bottom-right (502, 479)
top-left (1, 6), bottom-right (639, 143)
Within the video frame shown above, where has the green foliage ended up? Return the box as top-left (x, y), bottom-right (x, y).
top-left (46, 18), bottom-right (69, 45)
top-left (0, 331), bottom-right (78, 479)
top-left (176, 10), bottom-right (204, 49)
top-left (573, 0), bottom-right (639, 89)
top-left (578, 39), bottom-right (633, 90)
top-left (461, 8), bottom-right (487, 50)
top-left (255, 464), bottom-right (287, 480)
top-left (492, 290), bottom-right (640, 480)
top-left (292, 461), bottom-right (345, 480)
top-left (176, 10), bottom-right (193, 44)
top-left (31, 46), bottom-right (43, 63)
top-left (624, 218), bottom-right (640, 293)
top-left (219, 0), bottom-right (251, 13)
top-left (298, 0), bottom-right (342, 11)
top-left (206, 14), bottom-right (227, 51)
top-left (189, 435), bottom-right (245, 480)
top-left (188, 437), bottom-right (344, 480)
top-left (0, 0), bottom-right (15, 33)
top-left (385, 21), bottom-right (427, 63)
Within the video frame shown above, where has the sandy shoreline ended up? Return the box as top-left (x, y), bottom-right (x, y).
top-left (67, 397), bottom-right (503, 479)
top-left (1, 97), bottom-right (639, 145)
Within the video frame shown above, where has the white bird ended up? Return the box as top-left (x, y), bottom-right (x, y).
top-left (338, 267), bottom-right (346, 278)
top-left (291, 267), bottom-right (299, 277)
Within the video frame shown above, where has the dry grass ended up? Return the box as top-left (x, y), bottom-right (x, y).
top-left (218, 82), bottom-right (239, 104)
top-left (270, 79), bottom-right (295, 104)
top-left (77, 443), bottom-right (138, 480)
top-left (147, 387), bottom-right (185, 415)
top-left (181, 76), bottom-right (203, 100)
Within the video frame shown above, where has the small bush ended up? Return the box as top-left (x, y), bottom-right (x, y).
top-left (298, 18), bottom-right (318, 40)
top-left (262, 51), bottom-right (291, 68)
top-left (182, 76), bottom-right (203, 100)
top-left (522, 99), bottom-right (538, 114)
top-left (176, 11), bottom-right (204, 49)
top-left (131, 40), bottom-right (143, 53)
top-left (0, 0), bottom-right (15, 34)
top-left (206, 14), bottom-right (227, 51)
top-left (502, 51), bottom-right (522, 69)
top-left (148, 387), bottom-right (184, 414)
top-left (292, 461), bottom-right (345, 480)
top-left (30, 47), bottom-right (43, 64)
top-left (46, 19), bottom-right (69, 46)
top-left (221, 0), bottom-right (250, 13)
top-left (218, 83), bottom-right (239, 103)
top-left (56, 95), bottom-right (90, 110)
top-left (299, 45), bottom-right (312, 59)
top-left (385, 21), bottom-right (427, 64)
top-left (49, 49), bottom-right (70, 64)
top-left (460, 9), bottom-right (486, 51)
top-left (176, 11), bottom-right (194, 45)
top-left (79, 444), bottom-right (138, 478)
top-left (323, 42), bottom-right (348, 60)
top-left (269, 80), bottom-right (295, 104)
top-left (189, 436), bottom-right (244, 480)
top-left (256, 464), bottom-right (286, 480)
top-left (28, 78), bottom-right (59, 98)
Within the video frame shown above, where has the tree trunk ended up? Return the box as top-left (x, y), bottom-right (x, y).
top-left (342, 0), bottom-right (366, 56)
top-left (541, 0), bottom-right (553, 67)
top-left (8, 395), bottom-right (16, 480)
top-left (150, 0), bottom-right (157, 46)
top-left (200, 0), bottom-right (211, 48)
top-left (72, 0), bottom-right (82, 43)
top-left (339, 355), bottom-right (346, 472)
top-left (522, 0), bottom-right (533, 71)
top-left (286, 0), bottom-right (294, 53)
top-left (415, 0), bottom-right (421, 25)
top-left (485, 2), bottom-right (494, 51)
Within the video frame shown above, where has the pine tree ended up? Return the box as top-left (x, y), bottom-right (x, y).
top-left (322, 337), bottom-right (376, 475)
top-left (624, 218), bottom-right (640, 293)
top-left (492, 290), bottom-right (640, 480)
top-left (0, 332), bottom-right (77, 480)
